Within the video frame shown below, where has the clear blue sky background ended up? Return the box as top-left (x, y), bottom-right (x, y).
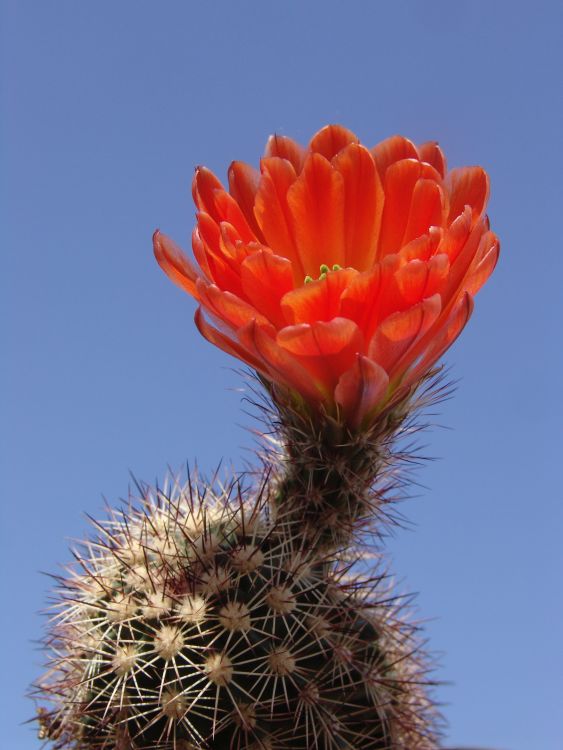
top-left (2, 2), bottom-right (562, 748)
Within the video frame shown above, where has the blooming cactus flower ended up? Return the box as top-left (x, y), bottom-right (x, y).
top-left (154, 125), bottom-right (499, 428)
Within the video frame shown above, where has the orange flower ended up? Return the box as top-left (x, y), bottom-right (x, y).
top-left (154, 125), bottom-right (499, 428)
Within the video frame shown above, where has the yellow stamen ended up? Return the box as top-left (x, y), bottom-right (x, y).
top-left (304, 264), bottom-right (343, 284)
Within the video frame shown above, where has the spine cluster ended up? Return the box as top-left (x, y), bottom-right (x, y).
top-left (33, 378), bottom-right (445, 749)
top-left (263, 370), bottom-right (448, 552)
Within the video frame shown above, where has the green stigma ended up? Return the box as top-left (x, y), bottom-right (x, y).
top-left (304, 264), bottom-right (343, 284)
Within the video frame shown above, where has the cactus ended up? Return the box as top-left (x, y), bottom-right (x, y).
top-left (32, 124), bottom-right (499, 749)
top-left (33, 468), bottom-right (439, 749)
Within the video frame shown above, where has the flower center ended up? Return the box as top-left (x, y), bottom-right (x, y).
top-left (304, 263), bottom-right (342, 284)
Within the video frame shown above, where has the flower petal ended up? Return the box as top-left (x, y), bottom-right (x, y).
top-left (417, 141), bottom-right (447, 177)
top-left (377, 159), bottom-right (424, 257)
top-left (369, 295), bottom-right (442, 375)
top-left (439, 206), bottom-right (472, 263)
top-left (398, 229), bottom-right (442, 263)
top-left (335, 355), bottom-right (389, 429)
top-left (196, 212), bottom-right (222, 256)
top-left (424, 253), bottom-right (450, 296)
top-left (194, 307), bottom-right (264, 371)
top-left (196, 215), bottom-right (245, 295)
top-left (209, 190), bottom-right (257, 243)
top-left (287, 153), bottom-right (346, 275)
top-left (228, 161), bottom-right (263, 240)
top-left (218, 222), bottom-right (263, 266)
top-left (371, 135), bottom-right (418, 178)
top-left (340, 258), bottom-right (407, 341)
top-left (192, 166), bottom-right (224, 216)
top-left (278, 318), bottom-right (360, 357)
top-left (238, 319), bottom-right (328, 402)
top-left (277, 318), bottom-right (363, 394)
top-left (308, 124), bottom-right (359, 161)
top-left (393, 253), bottom-right (450, 306)
top-left (446, 166), bottom-right (489, 223)
top-left (254, 157), bottom-right (304, 280)
top-left (281, 268), bottom-right (357, 325)
top-left (153, 231), bottom-right (199, 298)
top-left (463, 232), bottom-right (499, 296)
top-left (193, 167), bottom-right (256, 243)
top-left (404, 293), bottom-right (474, 385)
top-left (264, 134), bottom-right (306, 173)
top-left (394, 259), bottom-right (431, 306)
top-left (197, 281), bottom-right (271, 331)
top-left (192, 227), bottom-right (212, 279)
top-left (401, 178), bottom-right (445, 246)
top-left (332, 143), bottom-right (384, 271)
top-left (240, 250), bottom-right (295, 327)
top-left (440, 218), bottom-right (489, 309)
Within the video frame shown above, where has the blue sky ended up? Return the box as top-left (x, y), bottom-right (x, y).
top-left (2, 1), bottom-right (562, 748)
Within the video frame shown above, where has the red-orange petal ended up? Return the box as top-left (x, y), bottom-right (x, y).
top-left (417, 141), bottom-right (447, 177)
top-left (394, 254), bottom-right (449, 308)
top-left (254, 157), bottom-right (304, 280)
top-left (240, 250), bottom-right (295, 328)
top-left (377, 254), bottom-right (422, 322)
top-left (424, 253), bottom-right (450, 297)
top-left (340, 265), bottom-right (383, 335)
top-left (440, 217), bottom-right (489, 310)
top-left (371, 135), bottom-right (418, 178)
top-left (193, 167), bottom-right (256, 244)
top-left (335, 354), bottom-right (389, 429)
top-left (308, 124), bottom-right (359, 161)
top-left (463, 233), bottom-right (500, 296)
top-left (369, 295), bottom-right (442, 375)
top-left (196, 212), bottom-right (223, 256)
top-left (278, 318), bottom-right (360, 357)
top-left (153, 231), bottom-right (199, 298)
top-left (197, 281), bottom-right (271, 331)
top-left (401, 178), bottom-right (445, 246)
top-left (192, 227), bottom-right (212, 279)
top-left (278, 317), bottom-right (364, 395)
top-left (394, 259), bottom-right (431, 307)
top-left (264, 134), bottom-right (306, 173)
top-left (281, 268), bottom-right (357, 325)
top-left (446, 166), bottom-right (489, 224)
top-left (228, 161), bottom-right (263, 241)
top-left (196, 214), bottom-right (246, 295)
top-left (439, 206), bottom-right (472, 263)
top-left (340, 256), bottom-right (407, 341)
top-left (332, 143), bottom-right (384, 271)
top-left (404, 293), bottom-right (474, 386)
top-left (192, 166), bottom-right (224, 216)
top-left (194, 307), bottom-right (264, 371)
top-left (377, 159), bottom-right (424, 257)
top-left (286, 152), bottom-right (346, 275)
top-left (218, 222), bottom-right (265, 268)
top-left (238, 319), bottom-right (328, 402)
top-left (210, 190), bottom-right (257, 243)
top-left (398, 228), bottom-right (442, 263)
